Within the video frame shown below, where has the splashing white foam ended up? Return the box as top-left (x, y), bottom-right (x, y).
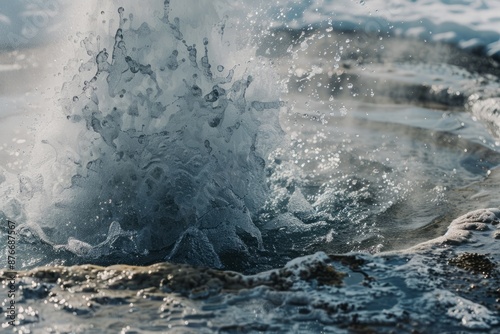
top-left (1, 0), bottom-right (284, 268)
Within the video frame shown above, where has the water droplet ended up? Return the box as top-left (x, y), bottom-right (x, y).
top-left (73, 96), bottom-right (79, 102)
top-left (347, 83), bottom-right (353, 89)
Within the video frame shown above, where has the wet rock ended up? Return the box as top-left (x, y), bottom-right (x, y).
top-left (448, 252), bottom-right (496, 275)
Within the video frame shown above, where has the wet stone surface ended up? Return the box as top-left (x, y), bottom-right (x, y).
top-left (1, 239), bottom-right (499, 333)
top-left (448, 252), bottom-right (496, 276)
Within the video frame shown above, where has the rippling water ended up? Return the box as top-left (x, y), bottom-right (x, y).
top-left (1, 0), bottom-right (499, 332)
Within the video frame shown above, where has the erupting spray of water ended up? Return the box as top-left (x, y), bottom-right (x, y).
top-left (1, 0), bottom-right (284, 268)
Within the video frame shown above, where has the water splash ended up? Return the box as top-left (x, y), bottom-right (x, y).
top-left (1, 0), bottom-right (284, 268)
